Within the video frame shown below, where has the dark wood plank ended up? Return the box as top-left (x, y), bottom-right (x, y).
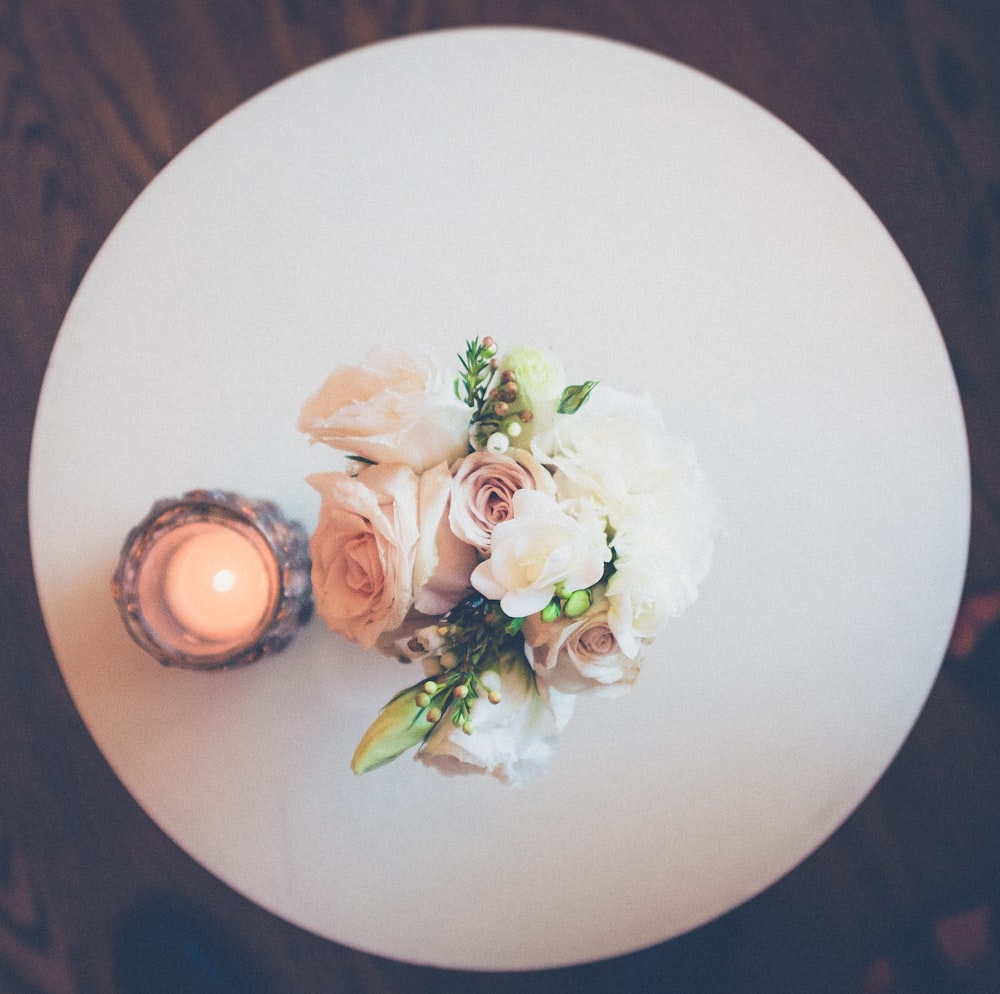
top-left (3, 2), bottom-right (999, 991)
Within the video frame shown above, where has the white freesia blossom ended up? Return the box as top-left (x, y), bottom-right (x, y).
top-left (470, 490), bottom-right (610, 618)
top-left (299, 349), bottom-right (470, 472)
top-left (417, 651), bottom-right (576, 786)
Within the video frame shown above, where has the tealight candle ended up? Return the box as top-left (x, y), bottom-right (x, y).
top-left (113, 490), bottom-right (312, 669)
top-left (162, 522), bottom-right (276, 644)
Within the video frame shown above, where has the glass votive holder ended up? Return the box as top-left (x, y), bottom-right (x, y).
top-left (111, 489), bottom-right (313, 669)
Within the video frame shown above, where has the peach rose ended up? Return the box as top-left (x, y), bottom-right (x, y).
top-left (308, 463), bottom-right (421, 650)
top-left (299, 350), bottom-right (471, 473)
top-left (310, 461), bottom-right (477, 651)
top-left (448, 449), bottom-right (555, 554)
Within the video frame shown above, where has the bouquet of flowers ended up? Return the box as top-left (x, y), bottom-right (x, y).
top-left (299, 338), bottom-right (717, 785)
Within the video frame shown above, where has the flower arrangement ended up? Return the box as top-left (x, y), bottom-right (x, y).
top-left (299, 338), bottom-right (717, 785)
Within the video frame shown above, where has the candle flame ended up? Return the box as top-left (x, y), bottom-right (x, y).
top-left (212, 569), bottom-right (236, 594)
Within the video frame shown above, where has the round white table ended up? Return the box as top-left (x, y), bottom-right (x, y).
top-left (30, 28), bottom-right (969, 970)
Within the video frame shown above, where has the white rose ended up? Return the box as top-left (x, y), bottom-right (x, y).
top-left (417, 650), bottom-right (575, 786)
top-left (470, 490), bottom-right (610, 618)
top-left (523, 588), bottom-right (642, 695)
top-left (299, 349), bottom-right (471, 473)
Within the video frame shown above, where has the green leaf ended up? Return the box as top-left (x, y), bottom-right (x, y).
top-left (557, 381), bottom-right (598, 415)
top-left (351, 682), bottom-right (443, 775)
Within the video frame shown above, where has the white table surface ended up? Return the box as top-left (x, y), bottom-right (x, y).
top-left (29, 28), bottom-right (969, 970)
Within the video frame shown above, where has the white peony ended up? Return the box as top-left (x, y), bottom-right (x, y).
top-left (532, 385), bottom-right (718, 653)
top-left (531, 384), bottom-right (674, 517)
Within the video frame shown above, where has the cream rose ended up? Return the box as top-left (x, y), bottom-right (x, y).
top-left (308, 464), bottom-right (421, 650)
top-left (417, 650), bottom-right (575, 786)
top-left (497, 345), bottom-right (566, 445)
top-left (299, 350), bottom-right (471, 472)
top-left (470, 490), bottom-right (610, 618)
top-left (523, 589), bottom-right (642, 696)
top-left (448, 449), bottom-right (555, 554)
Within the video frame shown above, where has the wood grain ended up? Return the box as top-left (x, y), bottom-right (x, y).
top-left (3, 2), bottom-right (999, 990)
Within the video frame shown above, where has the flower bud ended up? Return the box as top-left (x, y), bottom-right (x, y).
top-left (557, 380), bottom-right (598, 415)
top-left (563, 588), bottom-right (592, 617)
top-left (487, 690), bottom-right (502, 705)
top-left (453, 683), bottom-right (469, 699)
top-left (423, 680), bottom-right (439, 694)
top-left (426, 706), bottom-right (443, 723)
top-left (415, 692), bottom-right (430, 708)
top-left (541, 600), bottom-right (561, 623)
top-left (462, 720), bottom-right (474, 735)
top-left (486, 432), bottom-right (510, 454)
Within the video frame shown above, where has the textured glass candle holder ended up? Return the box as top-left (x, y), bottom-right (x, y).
top-left (112, 490), bottom-right (312, 669)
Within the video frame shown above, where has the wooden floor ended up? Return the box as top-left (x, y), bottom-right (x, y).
top-left (3, 2), bottom-right (1000, 991)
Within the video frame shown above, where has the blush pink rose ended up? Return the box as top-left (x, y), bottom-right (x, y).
top-left (523, 590), bottom-right (642, 697)
top-left (448, 449), bottom-right (555, 554)
top-left (307, 464), bottom-right (421, 650)
top-left (299, 350), bottom-right (471, 473)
